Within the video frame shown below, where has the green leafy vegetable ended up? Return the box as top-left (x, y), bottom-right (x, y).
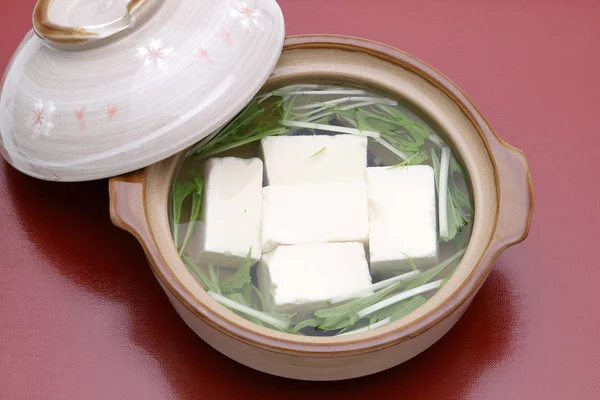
top-left (438, 147), bottom-right (451, 240)
top-left (191, 98), bottom-right (289, 159)
top-left (172, 181), bottom-right (195, 224)
top-left (313, 249), bottom-right (465, 331)
top-left (208, 291), bottom-right (295, 331)
top-left (181, 255), bottom-right (221, 294)
top-left (357, 280), bottom-right (442, 319)
top-left (337, 317), bottom-right (392, 336)
top-left (171, 180), bottom-right (195, 247)
top-left (357, 105), bottom-right (432, 160)
top-left (219, 248), bottom-right (254, 294)
top-left (318, 106), bottom-right (433, 166)
top-left (226, 291), bottom-right (251, 307)
top-left (401, 253), bottom-right (419, 271)
top-left (291, 318), bottom-right (323, 334)
top-left (447, 156), bottom-right (473, 232)
top-left (314, 278), bottom-right (408, 331)
top-left (431, 148), bottom-right (472, 242)
top-left (173, 84), bottom-right (474, 337)
top-left (178, 172), bottom-right (204, 255)
top-left (368, 295), bottom-right (427, 324)
top-left (387, 151), bottom-right (428, 170)
top-left (240, 281), bottom-right (253, 305)
top-left (252, 284), bottom-right (268, 311)
top-left (279, 120), bottom-right (381, 138)
top-left (431, 147), bottom-right (441, 190)
top-left (281, 95), bottom-right (297, 120)
top-left (208, 265), bottom-right (220, 289)
top-left (369, 314), bottom-right (380, 325)
top-left (329, 269), bottom-right (421, 305)
top-left (372, 105), bottom-right (433, 143)
top-left (402, 248), bottom-right (465, 291)
top-left (191, 249), bottom-right (297, 331)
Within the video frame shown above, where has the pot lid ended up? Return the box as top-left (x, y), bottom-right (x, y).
top-left (0, 0), bottom-right (284, 181)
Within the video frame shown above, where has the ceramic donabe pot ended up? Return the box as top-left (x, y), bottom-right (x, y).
top-left (109, 35), bottom-right (534, 381)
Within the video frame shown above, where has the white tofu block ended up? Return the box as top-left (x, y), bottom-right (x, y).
top-left (258, 243), bottom-right (372, 315)
top-left (197, 157), bottom-right (263, 268)
top-left (261, 135), bottom-right (368, 185)
top-left (261, 182), bottom-right (369, 253)
top-left (367, 165), bottom-right (438, 274)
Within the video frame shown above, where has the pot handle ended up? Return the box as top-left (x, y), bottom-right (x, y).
top-left (33, 0), bottom-right (154, 46)
top-left (489, 139), bottom-right (534, 252)
top-left (109, 169), bottom-right (153, 246)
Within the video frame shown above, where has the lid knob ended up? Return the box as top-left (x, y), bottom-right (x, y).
top-left (33, 0), bottom-right (155, 46)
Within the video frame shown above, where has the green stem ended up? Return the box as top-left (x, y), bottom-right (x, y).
top-left (337, 317), bottom-right (392, 336)
top-left (306, 111), bottom-right (336, 123)
top-left (357, 279), bottom-right (443, 319)
top-left (439, 146), bottom-right (451, 240)
top-left (197, 127), bottom-right (288, 159)
top-left (329, 270), bottom-right (421, 305)
top-left (373, 137), bottom-right (408, 160)
top-left (428, 133), bottom-right (445, 147)
top-left (182, 256), bottom-right (221, 294)
top-left (279, 120), bottom-right (381, 138)
top-left (294, 96), bottom-right (397, 111)
top-left (294, 97), bottom-right (350, 111)
top-left (337, 99), bottom-right (397, 111)
top-left (179, 222), bottom-right (196, 256)
top-left (258, 84), bottom-right (329, 100)
top-left (208, 291), bottom-right (291, 330)
top-left (309, 147), bottom-right (327, 159)
top-left (173, 224), bottom-right (180, 248)
top-left (284, 89), bottom-right (371, 96)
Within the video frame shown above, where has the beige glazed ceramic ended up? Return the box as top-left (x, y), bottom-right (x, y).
top-left (0, 0), bottom-right (284, 181)
top-left (109, 36), bottom-right (534, 381)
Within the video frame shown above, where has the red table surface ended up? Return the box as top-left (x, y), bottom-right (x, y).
top-left (1, 1), bottom-right (599, 399)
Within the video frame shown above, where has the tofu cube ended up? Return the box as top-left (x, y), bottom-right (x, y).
top-left (261, 182), bottom-right (369, 253)
top-left (261, 135), bottom-right (368, 185)
top-left (366, 165), bottom-right (438, 274)
top-left (197, 157), bottom-right (263, 268)
top-left (257, 243), bottom-right (372, 315)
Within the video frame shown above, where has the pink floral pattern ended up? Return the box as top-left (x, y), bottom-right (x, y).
top-left (137, 40), bottom-right (173, 69)
top-left (74, 106), bottom-right (86, 131)
top-left (230, 2), bottom-right (263, 30)
top-left (32, 110), bottom-right (43, 126)
top-left (218, 28), bottom-right (232, 46)
top-left (10, 4), bottom-right (270, 145)
top-left (107, 105), bottom-right (118, 120)
top-left (240, 5), bottom-right (255, 17)
top-left (31, 100), bottom-right (55, 139)
top-left (195, 48), bottom-right (213, 63)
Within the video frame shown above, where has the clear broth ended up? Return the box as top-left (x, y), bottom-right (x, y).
top-left (170, 84), bottom-right (473, 336)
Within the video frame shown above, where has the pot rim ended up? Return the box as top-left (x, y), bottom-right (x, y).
top-left (111, 34), bottom-right (533, 356)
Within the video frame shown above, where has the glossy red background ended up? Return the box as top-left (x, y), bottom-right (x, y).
top-left (1, 1), bottom-right (599, 398)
